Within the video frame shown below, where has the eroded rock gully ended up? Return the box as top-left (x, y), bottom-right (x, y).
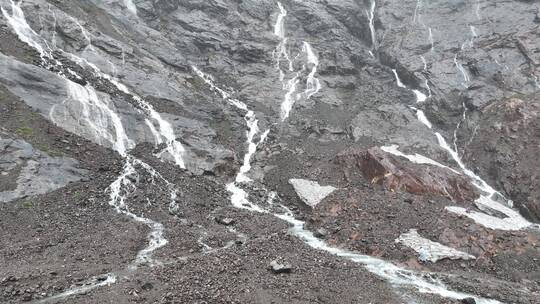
top-left (0, 0), bottom-right (539, 303)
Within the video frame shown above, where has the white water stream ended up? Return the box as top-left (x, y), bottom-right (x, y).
top-left (2, 1), bottom-right (184, 300)
top-left (381, 144), bottom-right (460, 174)
top-left (272, 2), bottom-right (321, 121)
top-left (192, 66), bottom-right (270, 213)
top-left (387, 3), bottom-right (534, 232)
top-left (366, 0), bottom-right (377, 56)
top-left (392, 69), bottom-right (427, 102)
top-left (272, 1), bottom-right (293, 81)
top-left (123, 0), bottom-right (137, 15)
top-left (302, 42), bottom-right (321, 99)
top-left (1, 0), bottom-right (533, 303)
top-left (185, 4), bottom-right (506, 300)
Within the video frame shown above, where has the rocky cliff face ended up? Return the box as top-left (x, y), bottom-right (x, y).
top-left (0, 0), bottom-right (539, 303)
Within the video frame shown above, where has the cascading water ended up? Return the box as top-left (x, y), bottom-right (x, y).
top-left (271, 2), bottom-right (322, 121)
top-left (1, 1), bottom-right (184, 300)
top-left (392, 69), bottom-right (427, 102)
top-left (280, 72), bottom-right (301, 120)
top-left (1, 0), bottom-right (48, 59)
top-left (387, 6), bottom-right (534, 232)
top-left (63, 81), bottom-right (134, 157)
top-left (123, 0), bottom-right (137, 15)
top-left (186, 5), bottom-right (505, 300)
top-left (59, 16), bottom-right (187, 168)
top-left (428, 27), bottom-right (434, 52)
top-left (366, 0), bottom-right (377, 57)
top-left (2, 0), bottom-right (536, 303)
top-left (381, 144), bottom-right (459, 174)
top-left (302, 42), bottom-right (321, 99)
top-left (474, 0), bottom-right (482, 20)
top-left (272, 1), bottom-right (293, 81)
top-left (192, 66), bottom-right (270, 212)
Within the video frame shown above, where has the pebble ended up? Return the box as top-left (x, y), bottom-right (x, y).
top-left (215, 217), bottom-right (235, 226)
top-left (269, 260), bottom-right (292, 274)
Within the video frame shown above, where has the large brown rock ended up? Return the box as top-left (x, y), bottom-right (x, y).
top-left (336, 147), bottom-right (478, 203)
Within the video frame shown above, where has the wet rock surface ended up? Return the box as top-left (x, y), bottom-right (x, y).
top-left (463, 96), bottom-right (540, 222)
top-left (0, 0), bottom-right (539, 303)
top-left (0, 135), bottom-right (88, 202)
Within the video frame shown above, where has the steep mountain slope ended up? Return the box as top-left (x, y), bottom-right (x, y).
top-left (0, 0), bottom-right (539, 303)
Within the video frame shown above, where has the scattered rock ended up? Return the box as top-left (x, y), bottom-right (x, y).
top-left (215, 217), bottom-right (235, 226)
top-left (314, 228), bottom-right (328, 238)
top-left (269, 259), bottom-right (292, 274)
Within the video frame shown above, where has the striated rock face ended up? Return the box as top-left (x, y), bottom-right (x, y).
top-left (336, 147), bottom-right (478, 203)
top-left (464, 97), bottom-right (540, 222)
top-left (0, 0), bottom-right (539, 303)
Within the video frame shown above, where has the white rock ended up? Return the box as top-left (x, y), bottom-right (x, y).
top-left (396, 229), bottom-right (475, 263)
top-left (288, 179), bottom-right (336, 208)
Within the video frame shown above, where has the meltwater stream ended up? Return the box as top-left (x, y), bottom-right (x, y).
top-left (272, 2), bottom-right (321, 121)
top-left (192, 66), bottom-right (270, 213)
top-left (366, 0), bottom-right (377, 57)
top-left (188, 5), bottom-right (502, 300)
top-left (389, 22), bottom-right (533, 232)
top-left (1, 0), bottom-right (531, 303)
top-left (2, 1), bottom-right (184, 300)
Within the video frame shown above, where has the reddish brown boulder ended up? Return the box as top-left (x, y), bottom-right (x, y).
top-left (336, 147), bottom-right (478, 203)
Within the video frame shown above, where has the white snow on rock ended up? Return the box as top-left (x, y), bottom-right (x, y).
top-left (289, 179), bottom-right (336, 208)
top-left (396, 229), bottom-right (475, 263)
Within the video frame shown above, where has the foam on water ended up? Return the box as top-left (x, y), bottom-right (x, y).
top-left (392, 69), bottom-right (427, 102)
top-left (124, 0), bottom-right (138, 15)
top-left (414, 109), bottom-right (432, 129)
top-left (273, 208), bottom-right (500, 303)
top-left (38, 274), bottom-right (117, 303)
top-left (366, 0), bottom-right (377, 55)
top-left (302, 42), bottom-right (321, 99)
top-left (280, 72), bottom-right (300, 120)
top-left (3, 4), bottom-right (183, 300)
top-left (65, 82), bottom-right (134, 157)
top-left (381, 144), bottom-right (460, 174)
top-left (1, 0), bottom-right (49, 59)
